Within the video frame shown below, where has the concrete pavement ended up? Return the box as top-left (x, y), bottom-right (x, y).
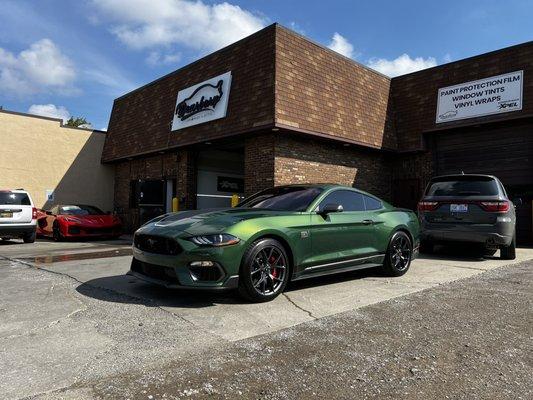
top-left (1, 238), bottom-right (533, 399)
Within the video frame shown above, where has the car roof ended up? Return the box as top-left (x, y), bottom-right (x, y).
top-left (273, 184), bottom-right (380, 198)
top-left (430, 174), bottom-right (498, 181)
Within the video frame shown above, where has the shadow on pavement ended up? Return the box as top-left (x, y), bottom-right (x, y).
top-left (75, 266), bottom-right (386, 308)
top-left (75, 243), bottom-right (502, 308)
top-left (420, 243), bottom-right (500, 262)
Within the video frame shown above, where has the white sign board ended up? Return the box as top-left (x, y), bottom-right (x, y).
top-left (436, 70), bottom-right (523, 123)
top-left (171, 71), bottom-right (232, 131)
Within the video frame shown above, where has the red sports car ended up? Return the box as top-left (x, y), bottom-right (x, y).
top-left (37, 205), bottom-right (122, 241)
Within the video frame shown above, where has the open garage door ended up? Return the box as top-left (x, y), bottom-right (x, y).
top-left (196, 149), bottom-right (244, 209)
top-left (432, 122), bottom-right (533, 244)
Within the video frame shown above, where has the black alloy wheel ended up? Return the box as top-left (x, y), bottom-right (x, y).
top-left (238, 238), bottom-right (289, 302)
top-left (381, 231), bottom-right (412, 277)
top-left (53, 223), bottom-right (63, 242)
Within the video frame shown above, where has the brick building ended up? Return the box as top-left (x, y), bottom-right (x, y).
top-left (102, 24), bottom-right (533, 243)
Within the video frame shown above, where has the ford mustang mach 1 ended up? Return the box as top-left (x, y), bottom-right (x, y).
top-left (129, 184), bottom-right (420, 302)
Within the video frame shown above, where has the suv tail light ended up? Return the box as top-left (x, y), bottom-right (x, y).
top-left (479, 201), bottom-right (510, 212)
top-left (418, 201), bottom-right (439, 212)
top-left (32, 207), bottom-right (38, 220)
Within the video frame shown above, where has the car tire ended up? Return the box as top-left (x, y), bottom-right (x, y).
top-left (381, 231), bottom-right (413, 277)
top-left (53, 223), bottom-right (63, 242)
top-left (23, 230), bottom-right (36, 243)
top-left (238, 238), bottom-right (290, 303)
top-left (500, 234), bottom-right (516, 260)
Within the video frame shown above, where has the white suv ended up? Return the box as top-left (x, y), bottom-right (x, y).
top-left (0, 189), bottom-right (37, 243)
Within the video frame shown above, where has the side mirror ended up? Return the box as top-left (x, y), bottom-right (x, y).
top-left (512, 198), bottom-right (523, 206)
top-left (318, 203), bottom-right (343, 217)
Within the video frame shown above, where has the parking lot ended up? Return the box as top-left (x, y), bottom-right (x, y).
top-left (1, 238), bottom-right (533, 399)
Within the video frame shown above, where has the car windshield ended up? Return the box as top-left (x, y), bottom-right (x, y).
top-left (0, 192), bottom-right (30, 205)
top-left (426, 177), bottom-right (499, 196)
top-left (59, 205), bottom-right (105, 215)
top-left (237, 187), bottom-right (323, 211)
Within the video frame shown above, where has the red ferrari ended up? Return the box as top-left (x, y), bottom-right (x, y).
top-left (37, 205), bottom-right (122, 241)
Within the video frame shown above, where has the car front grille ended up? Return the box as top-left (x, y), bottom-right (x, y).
top-left (131, 258), bottom-right (179, 284)
top-left (134, 234), bottom-right (182, 255)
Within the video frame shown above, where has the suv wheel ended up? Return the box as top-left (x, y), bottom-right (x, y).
top-left (381, 231), bottom-right (412, 277)
top-left (238, 238), bottom-right (290, 303)
top-left (23, 230), bottom-right (36, 243)
top-left (500, 234), bottom-right (516, 260)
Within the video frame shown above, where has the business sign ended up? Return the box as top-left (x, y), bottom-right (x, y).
top-left (436, 70), bottom-right (523, 123)
top-left (217, 176), bottom-right (244, 193)
top-left (171, 71), bottom-right (232, 131)
top-left (45, 189), bottom-right (54, 202)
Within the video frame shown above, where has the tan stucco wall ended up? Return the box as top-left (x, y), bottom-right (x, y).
top-left (0, 111), bottom-right (114, 211)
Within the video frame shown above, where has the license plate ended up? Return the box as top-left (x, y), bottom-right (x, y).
top-left (450, 204), bottom-right (468, 213)
top-left (0, 212), bottom-right (13, 218)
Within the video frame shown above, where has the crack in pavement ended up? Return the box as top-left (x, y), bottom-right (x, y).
top-left (282, 292), bottom-right (317, 320)
top-left (0, 255), bottom-right (204, 333)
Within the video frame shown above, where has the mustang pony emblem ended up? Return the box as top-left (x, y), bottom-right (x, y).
top-left (175, 80), bottom-right (224, 121)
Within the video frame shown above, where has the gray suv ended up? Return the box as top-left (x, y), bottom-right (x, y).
top-left (418, 174), bottom-right (516, 259)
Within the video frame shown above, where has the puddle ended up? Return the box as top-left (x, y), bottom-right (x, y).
top-left (17, 248), bottom-right (132, 265)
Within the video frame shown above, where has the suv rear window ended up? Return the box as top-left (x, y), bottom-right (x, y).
top-left (426, 177), bottom-right (499, 196)
top-left (0, 192), bottom-right (31, 205)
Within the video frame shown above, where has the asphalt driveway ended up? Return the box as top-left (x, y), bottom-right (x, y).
top-left (1, 238), bottom-right (532, 399)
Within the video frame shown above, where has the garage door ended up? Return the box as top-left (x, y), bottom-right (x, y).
top-left (433, 122), bottom-right (533, 244)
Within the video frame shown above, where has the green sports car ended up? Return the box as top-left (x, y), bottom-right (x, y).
top-left (129, 184), bottom-right (420, 302)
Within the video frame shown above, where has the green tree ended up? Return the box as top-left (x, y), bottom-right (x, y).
top-left (65, 116), bottom-right (90, 128)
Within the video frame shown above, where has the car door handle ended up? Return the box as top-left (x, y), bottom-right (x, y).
top-left (362, 219), bottom-right (374, 225)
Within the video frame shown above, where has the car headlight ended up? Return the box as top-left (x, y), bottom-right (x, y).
top-left (189, 234), bottom-right (240, 247)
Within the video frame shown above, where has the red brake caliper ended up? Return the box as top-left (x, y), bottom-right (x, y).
top-left (269, 256), bottom-right (278, 278)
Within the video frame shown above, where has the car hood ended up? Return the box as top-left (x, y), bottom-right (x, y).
top-left (136, 208), bottom-right (293, 237)
top-left (60, 214), bottom-right (120, 226)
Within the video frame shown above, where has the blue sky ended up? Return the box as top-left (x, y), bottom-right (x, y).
top-left (0, 0), bottom-right (531, 130)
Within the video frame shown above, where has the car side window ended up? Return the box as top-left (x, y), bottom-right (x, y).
top-left (363, 195), bottom-right (382, 210)
top-left (318, 190), bottom-right (365, 212)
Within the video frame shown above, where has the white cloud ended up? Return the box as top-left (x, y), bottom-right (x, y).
top-left (28, 104), bottom-right (71, 123)
top-left (289, 21), bottom-right (305, 35)
top-left (146, 51), bottom-right (181, 66)
top-left (90, 0), bottom-right (266, 55)
top-left (328, 33), bottom-right (354, 59)
top-left (367, 54), bottom-right (437, 77)
top-left (0, 39), bottom-right (77, 96)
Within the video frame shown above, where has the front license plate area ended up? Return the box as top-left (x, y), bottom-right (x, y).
top-left (450, 204), bottom-right (468, 213)
top-left (0, 212), bottom-right (13, 218)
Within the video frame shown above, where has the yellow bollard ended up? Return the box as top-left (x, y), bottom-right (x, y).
top-left (172, 197), bottom-right (179, 212)
top-left (231, 194), bottom-right (239, 207)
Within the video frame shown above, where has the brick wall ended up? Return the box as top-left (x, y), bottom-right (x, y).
top-left (391, 41), bottom-right (533, 151)
top-left (244, 134), bottom-right (275, 196)
top-left (274, 134), bottom-right (392, 201)
top-left (103, 25), bottom-right (277, 162)
top-left (103, 24), bottom-right (399, 164)
top-left (113, 151), bottom-right (196, 232)
top-left (275, 25), bottom-right (396, 151)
